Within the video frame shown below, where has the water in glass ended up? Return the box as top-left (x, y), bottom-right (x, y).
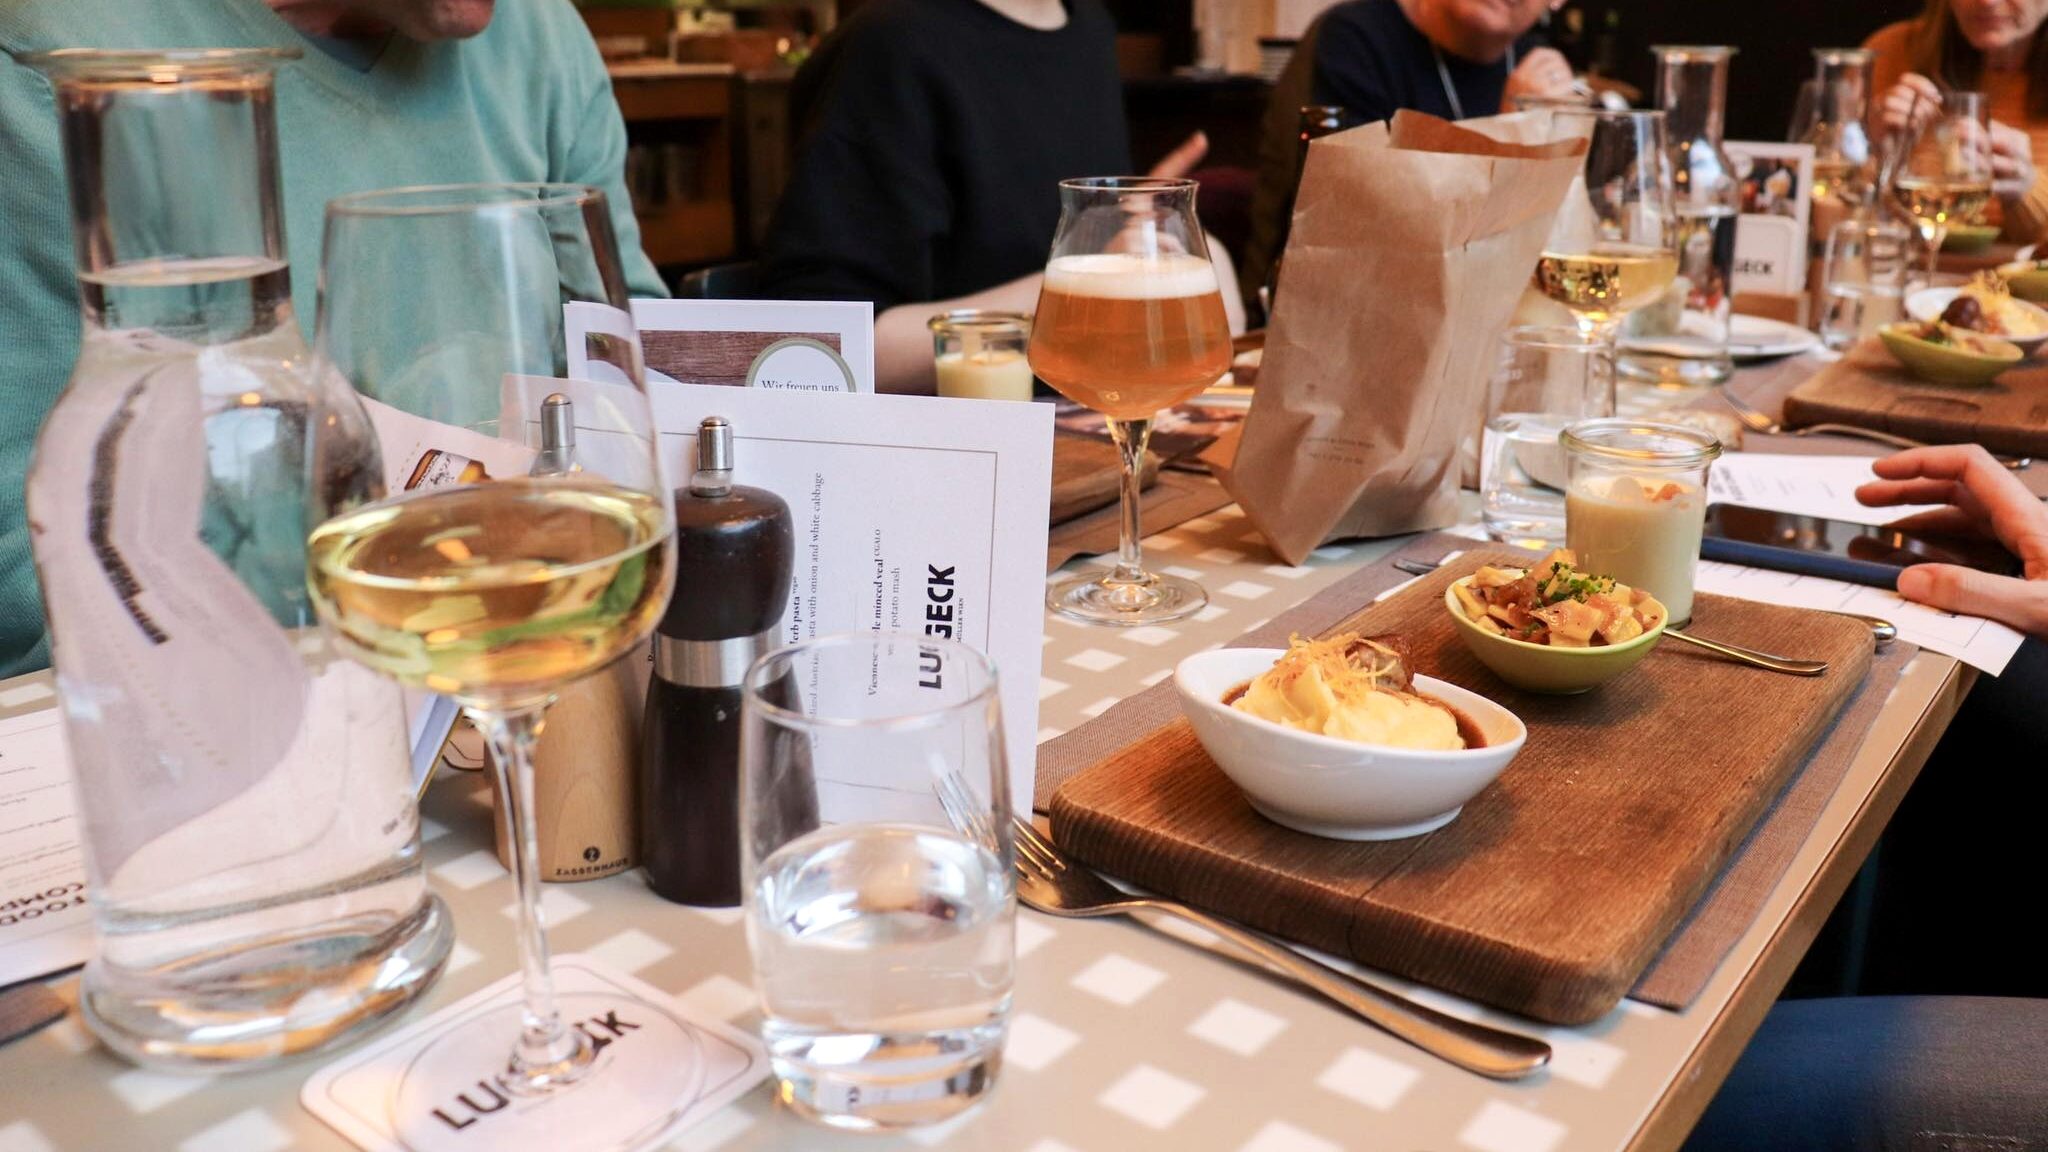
top-left (751, 823), bottom-right (1013, 1128)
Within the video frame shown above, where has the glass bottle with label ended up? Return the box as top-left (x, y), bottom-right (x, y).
top-left (21, 49), bottom-right (450, 1070)
top-left (1622, 46), bottom-right (1739, 388)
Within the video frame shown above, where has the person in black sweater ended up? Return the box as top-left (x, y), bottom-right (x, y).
top-left (758, 0), bottom-right (1232, 392)
top-left (1241, 0), bottom-right (1573, 317)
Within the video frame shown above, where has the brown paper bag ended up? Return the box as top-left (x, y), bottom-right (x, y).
top-left (1213, 110), bottom-right (1586, 564)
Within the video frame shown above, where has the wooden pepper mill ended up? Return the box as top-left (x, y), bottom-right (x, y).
top-left (490, 394), bottom-right (640, 882)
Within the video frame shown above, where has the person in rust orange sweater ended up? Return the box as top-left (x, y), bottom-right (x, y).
top-left (1867, 0), bottom-right (2048, 243)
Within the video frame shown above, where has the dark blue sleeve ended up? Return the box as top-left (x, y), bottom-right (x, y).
top-left (1309, 4), bottom-right (1403, 126)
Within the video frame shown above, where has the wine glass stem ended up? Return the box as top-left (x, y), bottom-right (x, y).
top-left (473, 703), bottom-right (588, 1089)
top-left (1106, 416), bottom-right (1154, 590)
top-left (1926, 227), bottom-right (1945, 279)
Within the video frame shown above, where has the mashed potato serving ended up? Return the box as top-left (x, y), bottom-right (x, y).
top-left (1230, 633), bottom-right (1467, 751)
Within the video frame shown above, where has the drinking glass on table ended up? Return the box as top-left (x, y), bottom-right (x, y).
top-left (1561, 419), bottom-right (1722, 627)
top-left (1481, 326), bottom-right (1617, 548)
top-left (1532, 108), bottom-right (1679, 345)
top-left (306, 185), bottom-right (692, 1147)
top-left (741, 632), bottom-right (1014, 1131)
top-left (1030, 176), bottom-right (1233, 625)
top-left (1819, 218), bottom-right (1913, 350)
top-left (1889, 89), bottom-right (1994, 280)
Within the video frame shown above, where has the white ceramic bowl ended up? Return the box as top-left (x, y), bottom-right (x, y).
top-left (1174, 648), bottom-right (1527, 841)
top-left (1905, 286), bottom-right (2048, 356)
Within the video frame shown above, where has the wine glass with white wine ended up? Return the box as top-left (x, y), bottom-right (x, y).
top-left (305, 185), bottom-right (694, 1149)
top-left (1532, 108), bottom-right (1679, 344)
top-left (1889, 89), bottom-right (1994, 281)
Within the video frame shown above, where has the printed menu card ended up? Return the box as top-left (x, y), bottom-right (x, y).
top-left (566, 300), bottom-right (875, 393)
top-left (504, 377), bottom-right (1056, 816)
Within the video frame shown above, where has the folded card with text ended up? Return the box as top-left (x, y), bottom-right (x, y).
top-left (505, 377), bottom-right (1055, 815)
top-left (565, 300), bottom-right (875, 394)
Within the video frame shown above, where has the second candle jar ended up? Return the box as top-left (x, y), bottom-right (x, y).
top-left (642, 417), bottom-right (796, 906)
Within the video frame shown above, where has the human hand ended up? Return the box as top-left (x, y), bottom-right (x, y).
top-left (1500, 47), bottom-right (1576, 112)
top-left (1878, 73), bottom-right (1944, 135)
top-left (1989, 119), bottom-right (2037, 201)
top-left (1147, 132), bottom-right (1209, 180)
top-left (1856, 444), bottom-right (2048, 637)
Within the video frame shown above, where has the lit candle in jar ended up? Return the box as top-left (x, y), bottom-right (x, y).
top-left (929, 310), bottom-right (1034, 401)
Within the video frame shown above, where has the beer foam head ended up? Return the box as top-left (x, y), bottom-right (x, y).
top-left (1043, 252), bottom-right (1218, 299)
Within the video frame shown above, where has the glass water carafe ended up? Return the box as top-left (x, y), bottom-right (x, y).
top-left (1623, 46), bottom-right (1739, 388)
top-left (1801, 48), bottom-right (1875, 209)
top-left (21, 49), bottom-right (450, 1071)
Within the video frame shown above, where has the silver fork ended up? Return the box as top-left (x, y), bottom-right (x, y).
top-left (1009, 817), bottom-right (1552, 1080)
top-left (1719, 390), bottom-right (2031, 470)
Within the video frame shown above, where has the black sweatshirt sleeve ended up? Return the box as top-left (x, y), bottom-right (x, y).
top-left (759, 23), bottom-right (951, 310)
top-left (1309, 7), bottom-right (1402, 127)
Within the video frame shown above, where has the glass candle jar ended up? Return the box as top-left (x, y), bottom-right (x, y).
top-left (929, 310), bottom-right (1034, 401)
top-left (1560, 419), bottom-right (1723, 626)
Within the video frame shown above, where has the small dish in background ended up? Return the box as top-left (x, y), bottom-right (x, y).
top-left (1878, 320), bottom-right (2023, 386)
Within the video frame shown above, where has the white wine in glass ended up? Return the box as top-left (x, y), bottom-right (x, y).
top-left (307, 184), bottom-right (698, 1151)
top-left (308, 479), bottom-right (669, 704)
top-left (1532, 108), bottom-right (1677, 342)
top-left (1532, 245), bottom-right (1679, 326)
top-left (1890, 90), bottom-right (1994, 277)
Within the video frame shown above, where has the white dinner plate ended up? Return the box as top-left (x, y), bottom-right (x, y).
top-left (1620, 314), bottom-right (1821, 361)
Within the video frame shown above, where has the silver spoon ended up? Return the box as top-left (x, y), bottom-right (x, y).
top-left (1663, 627), bottom-right (1828, 675)
top-left (1395, 557), bottom-right (1897, 646)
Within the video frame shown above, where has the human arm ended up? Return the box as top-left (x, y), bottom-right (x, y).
top-left (556, 27), bottom-right (668, 299)
top-left (1499, 47), bottom-right (1575, 113)
top-left (1876, 71), bottom-right (1943, 136)
top-left (1856, 444), bottom-right (2048, 637)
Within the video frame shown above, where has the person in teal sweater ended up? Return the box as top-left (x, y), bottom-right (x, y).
top-left (0, 0), bottom-right (666, 677)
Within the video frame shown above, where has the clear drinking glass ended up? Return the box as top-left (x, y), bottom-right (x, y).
top-left (1889, 89), bottom-right (1994, 279)
top-left (305, 185), bottom-right (693, 1146)
top-left (929, 310), bottom-right (1034, 401)
top-left (1561, 419), bottom-right (1722, 626)
top-left (1819, 218), bottom-right (1913, 350)
top-left (1622, 46), bottom-right (1741, 389)
top-left (1481, 327), bottom-right (1617, 548)
top-left (21, 48), bottom-right (450, 1071)
top-left (1532, 109), bottom-right (1678, 344)
top-left (741, 632), bottom-right (1015, 1132)
top-left (1029, 177), bottom-right (1232, 625)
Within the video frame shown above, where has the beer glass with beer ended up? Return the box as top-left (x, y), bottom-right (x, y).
top-left (1030, 177), bottom-right (1232, 624)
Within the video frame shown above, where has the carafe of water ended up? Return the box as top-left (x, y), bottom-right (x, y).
top-left (1623, 46), bottom-right (1739, 388)
top-left (1800, 48), bottom-right (1875, 210)
top-left (22, 49), bottom-right (450, 1070)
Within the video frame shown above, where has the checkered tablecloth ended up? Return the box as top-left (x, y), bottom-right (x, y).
top-left (0, 385), bottom-right (1955, 1151)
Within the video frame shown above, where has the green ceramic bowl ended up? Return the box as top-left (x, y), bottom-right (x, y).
top-left (1997, 259), bottom-right (2048, 302)
top-left (1943, 223), bottom-right (2001, 253)
top-left (1444, 577), bottom-right (1668, 695)
top-left (1878, 322), bottom-right (2022, 386)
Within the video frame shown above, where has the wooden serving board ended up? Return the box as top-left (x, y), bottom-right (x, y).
top-left (1782, 346), bottom-right (2048, 456)
top-left (1050, 430), bottom-right (1159, 526)
top-left (1048, 553), bottom-right (1875, 1024)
